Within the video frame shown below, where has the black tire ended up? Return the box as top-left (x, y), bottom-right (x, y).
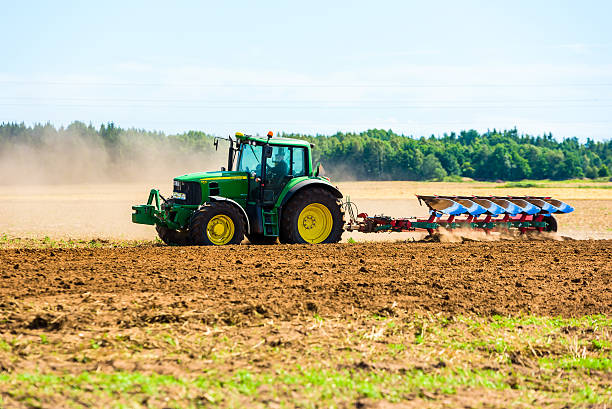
top-left (189, 202), bottom-right (245, 245)
top-left (246, 233), bottom-right (278, 245)
top-left (280, 187), bottom-right (344, 244)
top-left (542, 215), bottom-right (557, 232)
top-left (156, 225), bottom-right (191, 246)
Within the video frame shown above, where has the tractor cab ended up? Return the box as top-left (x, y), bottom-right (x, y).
top-left (232, 132), bottom-right (311, 207)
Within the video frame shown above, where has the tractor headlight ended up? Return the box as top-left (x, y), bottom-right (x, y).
top-left (171, 192), bottom-right (186, 200)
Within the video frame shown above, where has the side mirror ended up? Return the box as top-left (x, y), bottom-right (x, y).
top-left (315, 163), bottom-right (324, 177)
top-left (214, 138), bottom-right (219, 151)
top-left (263, 145), bottom-right (273, 158)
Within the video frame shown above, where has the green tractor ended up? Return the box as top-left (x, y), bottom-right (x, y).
top-left (132, 132), bottom-right (345, 245)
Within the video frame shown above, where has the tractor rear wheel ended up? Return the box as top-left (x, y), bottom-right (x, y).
top-left (189, 202), bottom-right (245, 245)
top-left (280, 187), bottom-right (344, 244)
top-left (246, 233), bottom-right (278, 245)
top-left (156, 225), bottom-right (191, 246)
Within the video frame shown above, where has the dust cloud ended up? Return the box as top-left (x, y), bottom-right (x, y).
top-left (321, 163), bottom-right (360, 182)
top-left (0, 128), bottom-right (228, 239)
top-left (423, 228), bottom-right (570, 243)
top-left (0, 132), bottom-right (226, 185)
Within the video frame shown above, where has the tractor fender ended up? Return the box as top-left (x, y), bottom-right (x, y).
top-left (207, 196), bottom-right (251, 234)
top-left (280, 180), bottom-right (343, 209)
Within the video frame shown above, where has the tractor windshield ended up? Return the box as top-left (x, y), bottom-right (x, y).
top-left (237, 144), bottom-right (263, 176)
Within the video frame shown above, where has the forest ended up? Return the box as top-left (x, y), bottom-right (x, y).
top-left (1, 121), bottom-right (610, 182)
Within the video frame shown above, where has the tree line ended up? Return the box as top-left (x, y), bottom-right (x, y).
top-left (0, 121), bottom-right (216, 160)
top-left (1, 122), bottom-right (610, 181)
top-left (288, 128), bottom-right (611, 181)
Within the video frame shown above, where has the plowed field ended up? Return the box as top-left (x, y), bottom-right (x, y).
top-left (1, 241), bottom-right (610, 323)
top-left (1, 178), bottom-right (611, 408)
top-left (1, 240), bottom-right (611, 408)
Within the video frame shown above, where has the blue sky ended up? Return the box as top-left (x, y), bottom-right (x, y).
top-left (1, 1), bottom-right (611, 140)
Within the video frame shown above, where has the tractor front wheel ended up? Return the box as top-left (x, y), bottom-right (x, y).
top-left (280, 187), bottom-right (344, 244)
top-left (189, 202), bottom-right (245, 245)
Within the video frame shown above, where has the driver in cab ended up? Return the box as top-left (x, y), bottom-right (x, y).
top-left (269, 149), bottom-right (289, 185)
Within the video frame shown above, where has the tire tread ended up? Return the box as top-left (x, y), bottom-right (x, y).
top-left (189, 202), bottom-right (245, 245)
top-left (280, 187), bottom-right (344, 244)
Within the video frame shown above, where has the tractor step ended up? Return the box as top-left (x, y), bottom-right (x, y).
top-left (262, 210), bottom-right (279, 236)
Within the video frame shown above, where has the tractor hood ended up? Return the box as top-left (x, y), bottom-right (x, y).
top-left (171, 170), bottom-right (249, 207)
top-left (174, 170), bottom-right (247, 183)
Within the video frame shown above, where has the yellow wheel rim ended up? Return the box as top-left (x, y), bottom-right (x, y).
top-left (297, 203), bottom-right (333, 244)
top-left (206, 215), bottom-right (235, 245)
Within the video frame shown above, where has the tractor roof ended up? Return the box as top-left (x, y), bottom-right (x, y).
top-left (235, 132), bottom-right (312, 148)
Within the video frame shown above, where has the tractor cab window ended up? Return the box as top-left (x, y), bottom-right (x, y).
top-left (237, 144), bottom-right (263, 177)
top-left (266, 146), bottom-right (307, 184)
top-left (267, 146), bottom-right (290, 185)
top-left (291, 147), bottom-right (306, 177)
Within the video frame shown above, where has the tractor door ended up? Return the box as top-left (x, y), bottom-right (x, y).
top-left (236, 145), bottom-right (261, 196)
top-left (262, 146), bottom-right (307, 206)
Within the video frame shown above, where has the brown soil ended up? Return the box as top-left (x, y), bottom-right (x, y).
top-left (0, 240), bottom-right (610, 408)
top-left (1, 240), bottom-right (610, 333)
